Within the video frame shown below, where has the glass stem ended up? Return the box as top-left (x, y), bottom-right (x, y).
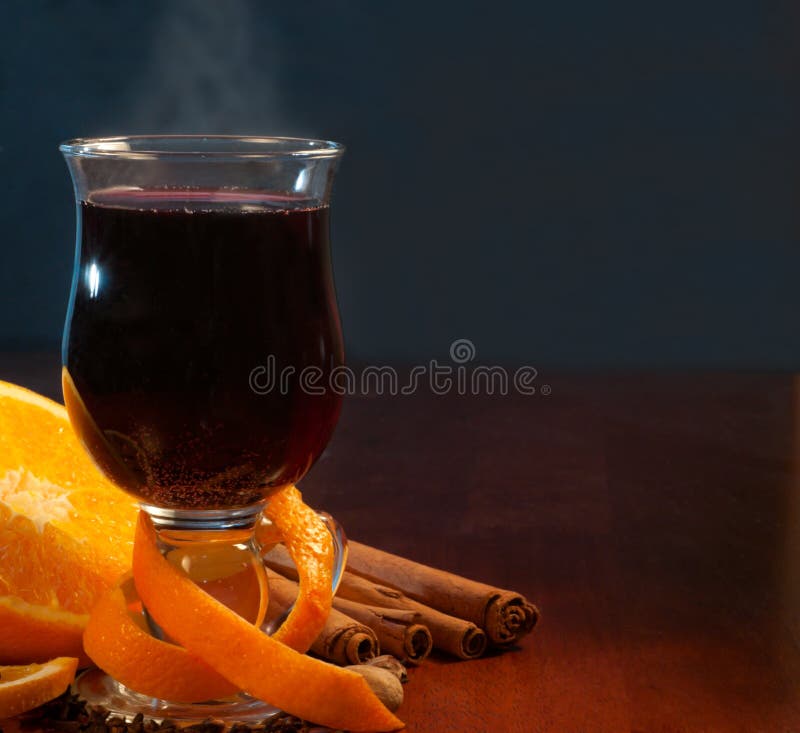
top-left (139, 503), bottom-right (269, 631)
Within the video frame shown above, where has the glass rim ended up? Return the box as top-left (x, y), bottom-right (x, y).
top-left (59, 135), bottom-right (345, 161)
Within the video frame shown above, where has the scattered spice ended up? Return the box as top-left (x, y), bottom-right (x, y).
top-left (16, 693), bottom-right (338, 733)
top-left (342, 667), bottom-right (403, 713)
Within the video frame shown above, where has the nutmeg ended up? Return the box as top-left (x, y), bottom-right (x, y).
top-left (345, 664), bottom-right (404, 712)
top-left (364, 654), bottom-right (408, 683)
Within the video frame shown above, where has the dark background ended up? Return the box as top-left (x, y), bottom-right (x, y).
top-left (1, 0), bottom-right (798, 368)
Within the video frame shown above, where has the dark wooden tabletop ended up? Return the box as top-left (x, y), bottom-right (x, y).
top-left (3, 354), bottom-right (800, 732)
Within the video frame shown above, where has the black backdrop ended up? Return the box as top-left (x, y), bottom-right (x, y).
top-left (2, 0), bottom-right (798, 367)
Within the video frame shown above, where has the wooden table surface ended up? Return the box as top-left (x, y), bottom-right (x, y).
top-left (4, 354), bottom-right (800, 732)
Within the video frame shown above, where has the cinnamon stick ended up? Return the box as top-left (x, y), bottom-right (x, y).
top-left (346, 540), bottom-right (538, 647)
top-left (331, 595), bottom-right (433, 665)
top-left (264, 569), bottom-right (378, 665)
top-left (265, 545), bottom-right (487, 660)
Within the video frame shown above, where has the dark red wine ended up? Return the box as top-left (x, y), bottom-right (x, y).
top-left (63, 189), bottom-right (343, 510)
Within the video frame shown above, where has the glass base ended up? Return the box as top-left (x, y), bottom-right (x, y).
top-left (74, 512), bottom-right (348, 725)
top-left (75, 668), bottom-right (281, 724)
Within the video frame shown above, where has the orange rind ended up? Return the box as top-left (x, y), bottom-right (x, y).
top-left (260, 485), bottom-right (334, 652)
top-left (134, 512), bottom-right (403, 732)
top-left (0, 656), bottom-right (78, 719)
top-left (83, 573), bottom-right (237, 703)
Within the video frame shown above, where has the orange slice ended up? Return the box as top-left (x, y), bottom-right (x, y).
top-left (0, 656), bottom-right (78, 719)
top-left (83, 574), bottom-right (237, 703)
top-left (0, 597), bottom-right (88, 666)
top-left (260, 486), bottom-right (334, 652)
top-left (133, 513), bottom-right (403, 732)
top-left (0, 381), bottom-right (138, 663)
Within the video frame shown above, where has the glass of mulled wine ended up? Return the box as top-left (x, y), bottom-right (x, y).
top-left (60, 136), bottom-right (347, 721)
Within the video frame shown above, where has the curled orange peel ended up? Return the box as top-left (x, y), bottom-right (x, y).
top-left (83, 573), bottom-right (237, 703)
top-left (133, 512), bottom-right (403, 732)
top-left (259, 485), bottom-right (334, 652)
